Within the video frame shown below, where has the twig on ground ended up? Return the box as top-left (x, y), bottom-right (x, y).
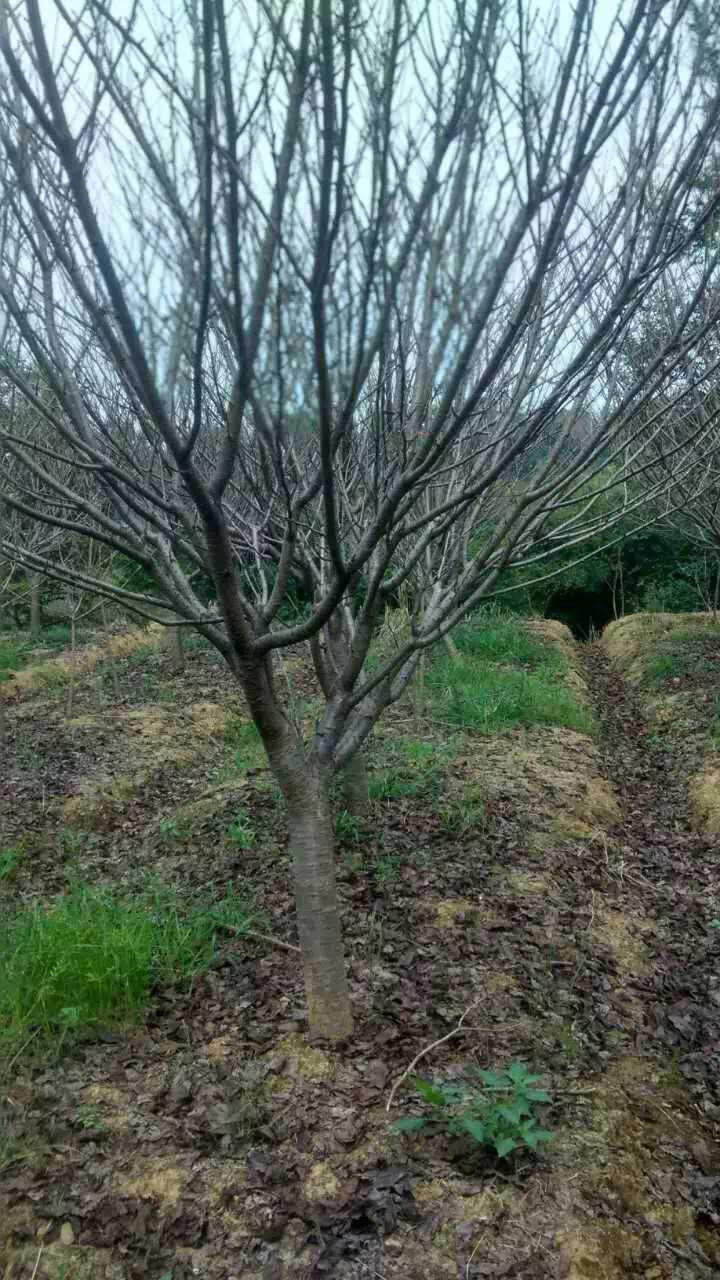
top-left (227, 925), bottom-right (301, 954)
top-left (386, 1003), bottom-right (477, 1113)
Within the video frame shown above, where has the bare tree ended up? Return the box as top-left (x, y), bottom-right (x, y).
top-left (1, 0), bottom-right (720, 1038)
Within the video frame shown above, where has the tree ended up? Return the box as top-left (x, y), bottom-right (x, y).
top-left (1, 0), bottom-right (720, 1039)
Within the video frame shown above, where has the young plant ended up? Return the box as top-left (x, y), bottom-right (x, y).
top-left (335, 809), bottom-right (365, 843)
top-left (159, 816), bottom-right (185, 842)
top-left (373, 852), bottom-right (403, 884)
top-left (393, 1061), bottom-right (553, 1158)
top-left (0, 846), bottom-right (21, 880)
top-left (227, 812), bottom-right (256, 848)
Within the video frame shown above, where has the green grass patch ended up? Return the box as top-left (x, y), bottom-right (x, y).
top-left (0, 846), bottom-right (22, 881)
top-left (210, 716), bottom-right (267, 783)
top-left (0, 625), bottom-right (94, 683)
top-left (426, 616), bottom-right (591, 734)
top-left (0, 881), bottom-right (258, 1064)
top-left (368, 738), bottom-right (455, 802)
top-left (642, 625), bottom-right (718, 686)
top-left (452, 616), bottom-right (566, 669)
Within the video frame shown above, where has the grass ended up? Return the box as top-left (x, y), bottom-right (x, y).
top-left (0, 880), bottom-right (259, 1065)
top-left (0, 846), bottom-right (22, 880)
top-left (643, 625), bottom-right (717, 686)
top-left (0, 624), bottom-right (95, 684)
top-left (368, 738), bottom-right (454, 802)
top-left (425, 615), bottom-right (592, 734)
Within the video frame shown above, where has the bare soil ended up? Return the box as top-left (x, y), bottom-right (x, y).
top-left (1, 627), bottom-right (719, 1279)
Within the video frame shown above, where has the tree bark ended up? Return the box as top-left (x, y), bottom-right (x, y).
top-left (163, 623), bottom-right (185, 674)
top-left (286, 767), bottom-right (353, 1041)
top-left (340, 751), bottom-right (369, 815)
top-left (29, 574), bottom-right (42, 639)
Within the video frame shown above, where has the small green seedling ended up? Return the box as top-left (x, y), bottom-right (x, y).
top-left (159, 816), bottom-right (184, 842)
top-left (0, 846), bottom-right (21, 880)
top-left (75, 1103), bottom-right (105, 1132)
top-left (335, 809), bottom-right (364, 843)
top-left (227, 813), bottom-right (256, 848)
top-left (393, 1061), bottom-right (553, 1158)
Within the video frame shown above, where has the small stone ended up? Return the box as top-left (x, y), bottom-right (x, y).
top-left (60, 1222), bottom-right (75, 1246)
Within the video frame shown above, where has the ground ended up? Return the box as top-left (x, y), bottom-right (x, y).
top-left (1, 616), bottom-right (720, 1279)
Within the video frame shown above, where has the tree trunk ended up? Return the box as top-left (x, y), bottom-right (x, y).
top-left (340, 751), bottom-right (369, 815)
top-left (163, 623), bottom-right (185, 674)
top-left (286, 770), bottom-right (353, 1041)
top-left (29, 575), bottom-right (42, 639)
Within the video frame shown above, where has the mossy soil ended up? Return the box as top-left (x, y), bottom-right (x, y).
top-left (1, 622), bottom-right (719, 1278)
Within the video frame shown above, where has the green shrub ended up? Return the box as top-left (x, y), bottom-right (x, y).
top-left (393, 1061), bottom-right (553, 1158)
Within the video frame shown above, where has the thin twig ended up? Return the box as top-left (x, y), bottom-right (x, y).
top-left (226, 925), bottom-right (301, 954)
top-left (386, 1003), bottom-right (476, 1112)
top-left (30, 1245), bottom-right (44, 1280)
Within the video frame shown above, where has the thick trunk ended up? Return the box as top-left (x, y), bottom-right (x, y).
top-left (340, 751), bottom-right (369, 815)
top-left (286, 770), bottom-right (353, 1041)
top-left (29, 576), bottom-right (42, 639)
top-left (163, 623), bottom-right (185, 673)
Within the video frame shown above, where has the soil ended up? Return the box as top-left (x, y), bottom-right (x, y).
top-left (1, 627), bottom-right (720, 1279)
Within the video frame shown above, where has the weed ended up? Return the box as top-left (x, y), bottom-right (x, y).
top-left (75, 1103), bottom-right (105, 1132)
top-left (342, 849), bottom-right (365, 876)
top-left (437, 790), bottom-right (487, 834)
top-left (14, 744), bottom-right (42, 772)
top-left (427, 654), bottom-right (592, 734)
top-left (0, 881), bottom-right (259, 1062)
top-left (0, 885), bottom-right (154, 1058)
top-left (212, 717), bottom-right (266, 782)
top-left (0, 639), bottom-right (27, 678)
top-left (335, 809), bottom-right (365, 842)
top-left (159, 816), bottom-right (187, 842)
top-left (59, 828), bottom-right (87, 856)
top-left (394, 1061), bottom-right (553, 1158)
top-left (557, 1022), bottom-right (583, 1061)
top-left (365, 909), bottom-right (385, 964)
top-left (374, 852), bottom-right (403, 884)
top-left (453, 616), bottom-right (565, 670)
top-left (0, 846), bottom-right (21, 880)
top-left (227, 812), bottom-right (257, 847)
top-left (368, 740), bottom-right (448, 802)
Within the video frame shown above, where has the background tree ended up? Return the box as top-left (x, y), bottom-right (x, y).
top-left (1, 0), bottom-right (720, 1038)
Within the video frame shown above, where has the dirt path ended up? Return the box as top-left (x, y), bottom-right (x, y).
top-left (557, 641), bottom-right (720, 1274)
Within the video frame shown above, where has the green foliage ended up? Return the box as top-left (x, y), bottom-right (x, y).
top-left (158, 816), bottom-right (187, 842)
top-left (426, 626), bottom-right (592, 734)
top-left (221, 717), bottom-right (266, 773)
top-left (642, 625), bottom-right (718, 688)
top-left (0, 881), bottom-right (258, 1062)
top-left (452, 616), bottom-right (565, 669)
top-left (227, 811), bottom-right (257, 847)
top-left (0, 846), bottom-right (21, 880)
top-left (0, 638), bottom-right (26, 679)
top-left (368, 738), bottom-right (452, 801)
top-left (437, 790), bottom-right (487, 834)
top-left (74, 1103), bottom-right (105, 1132)
top-left (373, 853), bottom-right (403, 884)
top-left (394, 1062), bottom-right (553, 1159)
top-left (335, 809), bottom-right (365, 842)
